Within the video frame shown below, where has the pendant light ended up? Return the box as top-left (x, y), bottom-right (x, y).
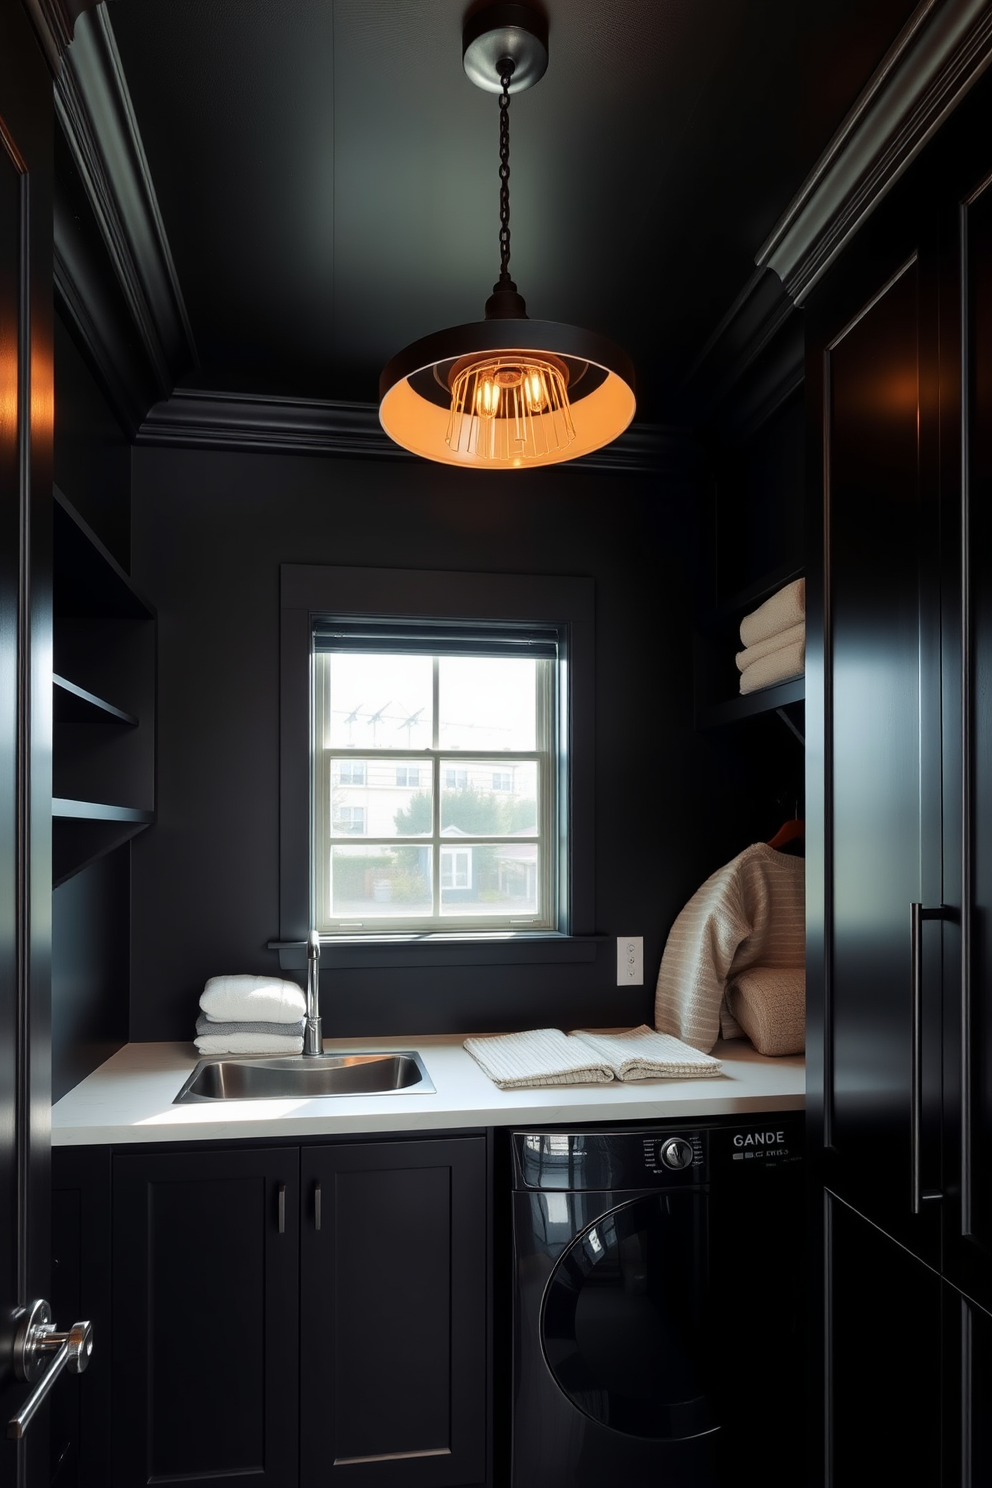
top-left (379, 2), bottom-right (636, 470)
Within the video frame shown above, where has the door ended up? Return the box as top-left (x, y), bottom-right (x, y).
top-left (944, 160), bottom-right (992, 1318)
top-left (806, 182), bottom-right (944, 1268)
top-left (0, 4), bottom-right (55, 1485)
top-left (300, 1136), bottom-right (489, 1488)
top-left (111, 1146), bottom-right (301, 1488)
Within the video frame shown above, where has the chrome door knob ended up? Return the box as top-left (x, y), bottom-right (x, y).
top-left (6, 1299), bottom-right (93, 1439)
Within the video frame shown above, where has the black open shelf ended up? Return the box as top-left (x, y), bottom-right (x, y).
top-left (54, 674), bottom-right (138, 726)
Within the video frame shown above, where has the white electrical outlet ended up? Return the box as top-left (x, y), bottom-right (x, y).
top-left (616, 936), bottom-right (644, 986)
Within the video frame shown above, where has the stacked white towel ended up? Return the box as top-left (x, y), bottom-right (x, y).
top-left (736, 578), bottom-right (805, 694)
top-left (463, 1025), bottom-right (722, 1089)
top-left (194, 974), bottom-right (307, 1056)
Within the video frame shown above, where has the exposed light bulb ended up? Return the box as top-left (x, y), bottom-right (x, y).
top-left (446, 354), bottom-right (574, 462)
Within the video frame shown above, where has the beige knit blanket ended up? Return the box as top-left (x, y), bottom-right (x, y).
top-left (463, 1025), bottom-right (722, 1089)
top-left (655, 844), bottom-right (805, 1053)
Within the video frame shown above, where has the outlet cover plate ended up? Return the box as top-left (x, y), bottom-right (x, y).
top-left (617, 936), bottom-right (643, 986)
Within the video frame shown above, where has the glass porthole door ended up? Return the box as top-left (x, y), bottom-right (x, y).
top-left (540, 1193), bottom-right (719, 1441)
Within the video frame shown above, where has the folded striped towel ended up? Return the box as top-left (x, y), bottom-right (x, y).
top-left (463, 1026), bottom-right (723, 1089)
top-left (740, 578), bottom-right (805, 648)
top-left (464, 1028), bottom-right (615, 1089)
top-left (199, 974), bottom-right (306, 1024)
top-left (570, 1026), bottom-right (722, 1080)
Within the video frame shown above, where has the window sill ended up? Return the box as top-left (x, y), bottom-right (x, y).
top-left (268, 933), bottom-right (606, 972)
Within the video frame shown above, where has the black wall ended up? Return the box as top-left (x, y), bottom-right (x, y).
top-left (128, 444), bottom-right (769, 1042)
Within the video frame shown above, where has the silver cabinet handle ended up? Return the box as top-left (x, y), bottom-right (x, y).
top-left (910, 902), bottom-right (945, 1215)
top-left (6, 1299), bottom-right (93, 1439)
top-left (314, 1180), bottom-right (322, 1231)
top-left (277, 1182), bottom-right (286, 1234)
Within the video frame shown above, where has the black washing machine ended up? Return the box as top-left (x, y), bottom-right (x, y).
top-left (509, 1114), bottom-right (805, 1487)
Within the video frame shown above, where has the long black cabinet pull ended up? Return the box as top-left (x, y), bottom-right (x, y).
top-left (277, 1182), bottom-right (286, 1234)
top-left (313, 1181), bottom-right (322, 1231)
top-left (910, 903), bottom-right (946, 1215)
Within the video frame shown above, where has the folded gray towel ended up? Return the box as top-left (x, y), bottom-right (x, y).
top-left (195, 1013), bottom-right (305, 1038)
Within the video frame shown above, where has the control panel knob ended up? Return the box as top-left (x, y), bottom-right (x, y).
top-left (659, 1137), bottom-right (694, 1171)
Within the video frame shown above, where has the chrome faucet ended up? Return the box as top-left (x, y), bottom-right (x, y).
top-left (303, 929), bottom-right (323, 1056)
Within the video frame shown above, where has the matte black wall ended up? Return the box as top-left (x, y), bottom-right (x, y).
top-left (129, 444), bottom-right (773, 1042)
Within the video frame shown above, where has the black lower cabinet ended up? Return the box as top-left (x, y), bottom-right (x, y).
top-left (113, 1145), bottom-right (302, 1488)
top-left (300, 1140), bottom-right (488, 1487)
top-left (824, 1191), bottom-right (992, 1485)
top-left (54, 1133), bottom-right (489, 1488)
top-left (824, 1194), bottom-right (943, 1482)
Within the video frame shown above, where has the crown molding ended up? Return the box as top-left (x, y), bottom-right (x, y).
top-left (685, 0), bottom-right (992, 439)
top-left (53, 4), bottom-right (196, 405)
top-left (135, 386), bottom-right (700, 475)
top-left (19, 0), bottom-right (98, 75)
top-left (681, 268), bottom-right (803, 442)
top-left (757, 0), bottom-right (992, 304)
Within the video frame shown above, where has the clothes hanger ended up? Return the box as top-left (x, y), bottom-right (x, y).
top-left (766, 817), bottom-right (805, 850)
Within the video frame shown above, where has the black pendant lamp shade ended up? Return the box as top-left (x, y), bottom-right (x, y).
top-left (378, 4), bottom-right (636, 470)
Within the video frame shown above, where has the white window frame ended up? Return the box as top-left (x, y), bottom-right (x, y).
top-left (312, 645), bottom-right (555, 935)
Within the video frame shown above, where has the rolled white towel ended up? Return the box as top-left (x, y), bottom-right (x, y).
top-left (194, 1032), bottom-right (305, 1056)
top-left (736, 620), bottom-right (805, 673)
top-left (199, 974), bottom-right (306, 1024)
top-left (739, 636), bottom-right (805, 694)
top-left (740, 578), bottom-right (805, 648)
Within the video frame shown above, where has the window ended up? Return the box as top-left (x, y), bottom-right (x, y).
top-left (332, 805), bottom-right (366, 835)
top-left (312, 622), bottom-right (555, 933)
top-left (278, 564), bottom-right (595, 963)
top-left (335, 760), bottom-right (366, 785)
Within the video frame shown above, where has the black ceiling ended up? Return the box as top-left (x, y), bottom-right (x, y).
top-left (69, 0), bottom-right (923, 431)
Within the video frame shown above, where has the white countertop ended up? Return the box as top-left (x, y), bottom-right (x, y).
top-left (51, 1035), bottom-right (805, 1145)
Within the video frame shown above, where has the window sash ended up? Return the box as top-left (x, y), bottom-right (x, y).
top-left (312, 649), bottom-right (555, 933)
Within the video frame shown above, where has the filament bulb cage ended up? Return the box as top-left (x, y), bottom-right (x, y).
top-left (446, 353), bottom-right (574, 462)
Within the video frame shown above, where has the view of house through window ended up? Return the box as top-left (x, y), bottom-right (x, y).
top-left (312, 628), bottom-right (557, 933)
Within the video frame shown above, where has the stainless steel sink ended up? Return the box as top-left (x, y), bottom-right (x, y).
top-left (173, 1051), bottom-right (435, 1103)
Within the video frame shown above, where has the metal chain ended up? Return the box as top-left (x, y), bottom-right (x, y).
top-left (497, 58), bottom-right (515, 285)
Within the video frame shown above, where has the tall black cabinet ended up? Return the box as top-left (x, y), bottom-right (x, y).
top-left (805, 64), bottom-right (992, 1486)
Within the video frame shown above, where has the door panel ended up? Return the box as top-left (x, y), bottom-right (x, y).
top-left (111, 1147), bottom-right (300, 1488)
top-left (0, 5), bottom-right (54, 1485)
top-left (821, 245), bottom-right (943, 1265)
top-left (946, 172), bottom-right (992, 1315)
top-left (301, 1137), bottom-right (488, 1488)
top-left (824, 1193), bottom-right (943, 1486)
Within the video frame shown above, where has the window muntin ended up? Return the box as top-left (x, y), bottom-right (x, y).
top-left (313, 639), bottom-right (555, 934)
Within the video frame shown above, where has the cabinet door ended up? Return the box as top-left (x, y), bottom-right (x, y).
top-left (301, 1137), bottom-right (488, 1488)
top-left (111, 1147), bottom-right (300, 1488)
top-left (944, 167), bottom-right (992, 1318)
top-left (823, 1192), bottom-right (943, 1486)
top-left (942, 1283), bottom-right (992, 1487)
top-left (807, 204), bottom-right (943, 1267)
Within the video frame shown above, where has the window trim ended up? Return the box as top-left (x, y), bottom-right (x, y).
top-left (278, 563), bottom-right (596, 968)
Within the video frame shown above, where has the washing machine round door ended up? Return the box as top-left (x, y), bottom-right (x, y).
top-left (540, 1192), bottom-right (719, 1440)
